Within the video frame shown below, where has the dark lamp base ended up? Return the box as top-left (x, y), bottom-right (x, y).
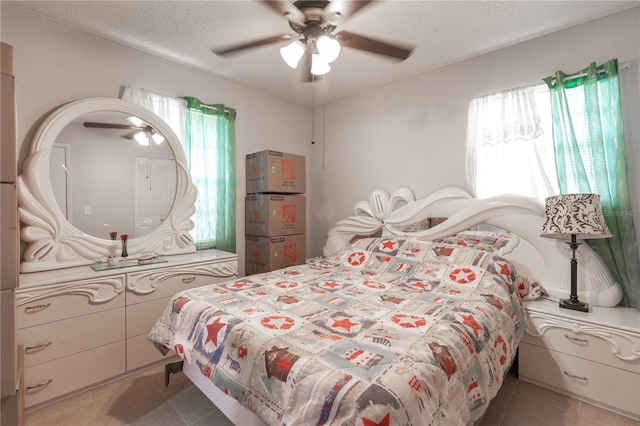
top-left (560, 298), bottom-right (589, 312)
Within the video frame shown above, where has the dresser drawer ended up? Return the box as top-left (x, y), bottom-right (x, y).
top-left (126, 297), bottom-right (171, 337)
top-left (519, 342), bottom-right (640, 417)
top-left (523, 321), bottom-right (640, 374)
top-left (126, 261), bottom-right (236, 304)
top-left (16, 277), bottom-right (125, 328)
top-left (17, 308), bottom-right (125, 368)
top-left (126, 333), bottom-right (172, 371)
top-left (23, 341), bottom-right (125, 408)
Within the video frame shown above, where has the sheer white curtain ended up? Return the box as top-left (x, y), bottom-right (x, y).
top-left (121, 86), bottom-right (187, 143)
top-left (466, 84), bottom-right (559, 201)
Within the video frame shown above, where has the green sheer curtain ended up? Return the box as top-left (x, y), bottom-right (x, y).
top-left (183, 97), bottom-right (237, 252)
top-left (544, 59), bottom-right (640, 309)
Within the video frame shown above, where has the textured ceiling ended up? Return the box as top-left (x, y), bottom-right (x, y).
top-left (7, 0), bottom-right (639, 106)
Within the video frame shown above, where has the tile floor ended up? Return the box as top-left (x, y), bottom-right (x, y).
top-left (25, 362), bottom-right (639, 426)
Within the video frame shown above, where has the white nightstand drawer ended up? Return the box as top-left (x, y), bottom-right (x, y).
top-left (23, 341), bottom-right (125, 408)
top-left (521, 328), bottom-right (640, 374)
top-left (520, 342), bottom-right (640, 417)
top-left (17, 307), bottom-right (125, 368)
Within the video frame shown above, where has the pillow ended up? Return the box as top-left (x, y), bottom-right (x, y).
top-left (514, 275), bottom-right (543, 300)
top-left (433, 230), bottom-right (519, 255)
top-left (349, 229), bottom-right (382, 244)
top-left (391, 218), bottom-right (432, 233)
top-left (385, 217), bottom-right (449, 235)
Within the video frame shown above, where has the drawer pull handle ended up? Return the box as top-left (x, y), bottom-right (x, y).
top-left (26, 379), bottom-right (52, 394)
top-left (24, 303), bottom-right (52, 314)
top-left (25, 341), bottom-right (53, 354)
top-left (182, 276), bottom-right (196, 284)
top-left (564, 335), bottom-right (588, 345)
top-left (563, 371), bottom-right (588, 383)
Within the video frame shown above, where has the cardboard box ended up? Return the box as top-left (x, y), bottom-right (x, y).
top-left (245, 234), bottom-right (305, 275)
top-left (245, 194), bottom-right (305, 237)
top-left (246, 150), bottom-right (305, 194)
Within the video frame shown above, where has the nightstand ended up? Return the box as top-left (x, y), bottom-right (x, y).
top-left (518, 298), bottom-right (640, 420)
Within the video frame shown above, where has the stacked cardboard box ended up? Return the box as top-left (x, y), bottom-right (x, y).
top-left (245, 150), bottom-right (306, 275)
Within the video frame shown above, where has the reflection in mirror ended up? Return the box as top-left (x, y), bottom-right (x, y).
top-left (49, 112), bottom-right (176, 239)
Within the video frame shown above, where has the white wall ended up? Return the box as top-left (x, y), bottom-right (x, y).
top-left (1, 5), bottom-right (312, 276)
top-left (310, 8), bottom-right (640, 257)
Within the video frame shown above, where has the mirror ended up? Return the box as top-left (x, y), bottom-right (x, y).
top-left (19, 98), bottom-right (197, 273)
top-left (50, 112), bottom-right (176, 239)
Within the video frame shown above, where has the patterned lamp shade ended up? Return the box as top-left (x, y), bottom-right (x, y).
top-left (541, 193), bottom-right (611, 240)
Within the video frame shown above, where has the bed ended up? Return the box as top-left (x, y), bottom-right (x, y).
top-left (148, 187), bottom-right (620, 426)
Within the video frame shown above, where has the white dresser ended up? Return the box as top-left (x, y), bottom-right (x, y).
top-left (519, 298), bottom-right (640, 420)
top-left (16, 249), bottom-right (237, 409)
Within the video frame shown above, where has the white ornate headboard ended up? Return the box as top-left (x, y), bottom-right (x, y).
top-left (323, 187), bottom-right (623, 307)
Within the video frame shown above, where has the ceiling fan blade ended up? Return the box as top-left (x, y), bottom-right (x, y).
top-left (212, 34), bottom-right (294, 56)
top-left (122, 130), bottom-right (138, 140)
top-left (325, 0), bottom-right (373, 21)
top-left (83, 122), bottom-right (137, 130)
top-left (262, 1), bottom-right (306, 23)
top-left (336, 31), bottom-right (414, 61)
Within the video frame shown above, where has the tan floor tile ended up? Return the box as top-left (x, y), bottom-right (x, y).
top-left (478, 403), bottom-right (506, 425)
top-left (93, 376), bottom-right (166, 425)
top-left (513, 381), bottom-right (580, 415)
top-left (89, 371), bottom-right (152, 403)
top-left (25, 392), bottom-right (98, 426)
top-left (127, 401), bottom-right (187, 426)
top-left (149, 369), bottom-right (192, 399)
top-left (166, 385), bottom-right (218, 424)
top-left (501, 394), bottom-right (582, 426)
top-left (579, 401), bottom-right (640, 426)
top-left (487, 373), bottom-right (518, 415)
top-left (188, 408), bottom-right (234, 426)
top-left (25, 398), bottom-right (102, 426)
top-left (26, 411), bottom-right (104, 426)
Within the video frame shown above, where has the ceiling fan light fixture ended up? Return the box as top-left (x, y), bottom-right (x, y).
top-left (316, 35), bottom-right (340, 63)
top-left (280, 40), bottom-right (305, 68)
top-left (311, 53), bottom-right (331, 76)
top-left (134, 131), bottom-right (150, 146)
top-left (127, 116), bottom-right (144, 127)
top-left (151, 132), bottom-right (164, 145)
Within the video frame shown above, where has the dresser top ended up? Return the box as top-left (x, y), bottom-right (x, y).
top-left (18, 249), bottom-right (237, 288)
top-left (525, 298), bottom-right (640, 335)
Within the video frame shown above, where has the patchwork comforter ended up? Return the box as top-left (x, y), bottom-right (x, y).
top-left (149, 232), bottom-right (529, 425)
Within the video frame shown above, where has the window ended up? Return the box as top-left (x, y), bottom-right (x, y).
top-left (466, 84), bottom-right (557, 202)
top-left (122, 87), bottom-right (236, 252)
top-left (467, 60), bottom-right (639, 309)
top-left (182, 99), bottom-right (237, 252)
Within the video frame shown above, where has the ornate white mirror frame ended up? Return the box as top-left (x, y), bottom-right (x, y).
top-left (18, 97), bottom-right (197, 273)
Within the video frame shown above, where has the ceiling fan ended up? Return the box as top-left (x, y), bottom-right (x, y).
top-left (83, 118), bottom-right (164, 146)
top-left (211, 0), bottom-right (414, 81)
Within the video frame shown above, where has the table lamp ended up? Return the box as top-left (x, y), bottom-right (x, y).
top-left (541, 193), bottom-right (611, 312)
